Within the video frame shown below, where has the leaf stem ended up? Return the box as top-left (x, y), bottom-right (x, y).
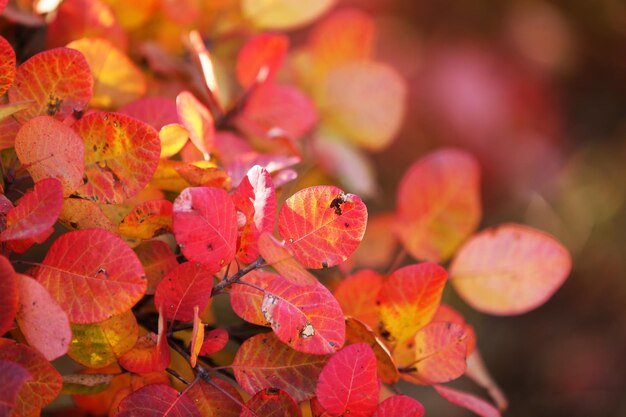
top-left (165, 367), bottom-right (190, 385)
top-left (212, 257), bottom-right (265, 294)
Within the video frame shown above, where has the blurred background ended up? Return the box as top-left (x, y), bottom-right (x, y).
top-left (341, 0), bottom-right (626, 416)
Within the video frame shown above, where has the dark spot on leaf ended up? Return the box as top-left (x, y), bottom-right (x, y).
top-left (322, 261), bottom-right (328, 268)
top-left (344, 222), bottom-right (350, 228)
top-left (70, 221), bottom-right (78, 229)
top-left (207, 243), bottom-right (213, 251)
top-left (92, 145), bottom-right (97, 152)
top-left (47, 95), bottom-right (63, 116)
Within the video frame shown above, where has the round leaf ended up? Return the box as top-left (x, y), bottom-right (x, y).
top-left (154, 262), bottom-right (214, 322)
top-left (242, 0), bottom-right (337, 30)
top-left (115, 384), bottom-right (201, 417)
top-left (371, 395), bottom-right (425, 417)
top-left (236, 33), bottom-right (289, 88)
top-left (241, 388), bottom-right (301, 417)
top-left (334, 269), bottom-right (383, 330)
top-left (450, 224), bottom-right (572, 315)
top-left (278, 185), bottom-right (367, 269)
top-left (186, 379), bottom-right (242, 417)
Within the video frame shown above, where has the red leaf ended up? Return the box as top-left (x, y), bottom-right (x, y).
top-left (233, 332), bottom-right (328, 402)
top-left (119, 97), bottom-right (178, 130)
top-left (0, 35), bottom-right (16, 96)
top-left (199, 328), bottom-right (228, 356)
top-left (176, 91), bottom-right (214, 159)
top-left (260, 275), bottom-right (345, 354)
top-left (154, 262), bottom-right (214, 322)
top-left (236, 33), bottom-right (289, 88)
top-left (371, 395), bottom-right (425, 417)
top-left (73, 111), bottom-right (161, 204)
top-left (395, 148), bottom-right (481, 262)
top-left (238, 83), bottom-right (317, 139)
top-left (434, 384), bottom-right (501, 417)
top-left (378, 262), bottom-right (448, 344)
top-left (119, 310), bottom-right (169, 373)
top-left (8, 47), bottom-right (93, 122)
top-left (334, 269), bottom-right (383, 329)
top-left (186, 379), bottom-right (242, 417)
top-left (16, 274), bottom-right (71, 361)
top-left (450, 224), bottom-right (572, 315)
top-left (134, 240), bottom-right (178, 295)
top-left (0, 256), bottom-right (18, 336)
top-left (393, 322), bottom-right (468, 384)
top-left (0, 340), bottom-right (63, 417)
top-left (114, 383), bottom-right (201, 417)
top-left (315, 343), bottom-right (379, 417)
top-left (173, 187), bottom-right (237, 268)
top-left (15, 116), bottom-right (85, 196)
top-left (278, 186), bottom-right (368, 268)
top-left (258, 232), bottom-right (318, 285)
top-left (36, 229), bottom-right (147, 323)
top-left (0, 359), bottom-right (32, 416)
top-left (0, 178), bottom-right (63, 252)
top-left (230, 270), bottom-right (277, 326)
top-left (240, 388), bottom-right (302, 417)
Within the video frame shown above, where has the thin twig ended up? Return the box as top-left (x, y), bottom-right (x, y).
top-left (212, 257), bottom-right (265, 294)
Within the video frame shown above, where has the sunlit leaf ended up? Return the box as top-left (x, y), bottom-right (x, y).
top-left (334, 269), bottom-right (383, 329)
top-left (393, 322), bottom-right (468, 384)
top-left (189, 306), bottom-right (204, 368)
top-left (186, 379), bottom-right (242, 417)
top-left (68, 311), bottom-right (138, 368)
top-left (176, 91), bottom-right (214, 160)
top-left (378, 262), bottom-right (448, 344)
top-left (345, 214), bottom-right (397, 271)
top-left (36, 229), bottom-right (147, 323)
top-left (173, 187), bottom-right (237, 268)
top-left (395, 148), bottom-right (482, 262)
top-left (0, 359), bottom-right (32, 416)
top-left (236, 33), bottom-right (289, 88)
top-left (67, 37), bottom-right (146, 109)
top-left (371, 395), bottom-right (425, 417)
top-left (199, 328), bottom-right (228, 356)
top-left (242, 0), bottom-right (337, 30)
top-left (233, 333), bottom-right (328, 402)
top-left (0, 101), bottom-right (33, 122)
top-left (73, 111), bottom-right (161, 204)
top-left (0, 256), bottom-right (18, 336)
top-left (134, 240), bottom-right (178, 295)
top-left (59, 198), bottom-right (117, 232)
top-left (260, 275), bottom-right (345, 354)
top-left (174, 164), bottom-right (229, 188)
top-left (0, 178), bottom-right (63, 252)
top-left (151, 159), bottom-right (191, 192)
top-left (159, 123), bottom-right (189, 158)
top-left (100, 0), bottom-right (158, 30)
top-left (155, 262), bottom-right (214, 323)
top-left (0, 340), bottom-right (63, 417)
top-left (118, 199), bottom-right (173, 241)
top-left (320, 61), bottom-right (406, 151)
top-left (114, 383), bottom-right (201, 417)
top-left (16, 274), bottom-right (71, 361)
top-left (315, 343), bottom-right (379, 417)
top-left (8, 47), bottom-right (93, 122)
top-left (434, 384), bottom-right (501, 417)
top-left (432, 303), bottom-right (476, 354)
top-left (119, 96), bottom-right (178, 130)
top-left (240, 388), bottom-right (302, 417)
top-left (450, 224), bottom-right (572, 315)
top-left (278, 185), bottom-right (367, 268)
top-left (0, 35), bottom-right (16, 96)
top-left (230, 270), bottom-right (277, 326)
top-left (15, 116), bottom-right (85, 196)
top-left (258, 232), bottom-right (318, 285)
top-left (345, 317), bottom-right (399, 384)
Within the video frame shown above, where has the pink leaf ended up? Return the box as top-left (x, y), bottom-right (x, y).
top-left (114, 383), bottom-right (201, 417)
top-left (434, 384), bottom-right (501, 417)
top-left (371, 395), bottom-right (425, 417)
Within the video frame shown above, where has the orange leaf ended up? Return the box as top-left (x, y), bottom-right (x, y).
top-left (395, 148), bottom-right (481, 262)
top-left (67, 37), bottom-right (147, 109)
top-left (434, 384), bottom-right (501, 417)
top-left (334, 269), bottom-right (383, 329)
top-left (0, 256), bottom-right (18, 336)
top-left (73, 111), bottom-right (161, 204)
top-left (15, 115), bottom-right (85, 196)
top-left (0, 340), bottom-right (63, 417)
top-left (176, 91), bottom-right (214, 160)
top-left (36, 229), bottom-right (147, 323)
top-left (278, 185), bottom-right (368, 269)
top-left (174, 164), bottom-right (229, 188)
top-left (345, 213), bottom-right (398, 271)
top-left (59, 198), bottom-right (117, 232)
top-left (118, 310), bottom-right (169, 373)
top-left (190, 306), bottom-right (204, 368)
top-left (236, 33), bottom-right (289, 88)
top-left (16, 274), bottom-right (71, 361)
top-left (8, 47), bottom-right (93, 122)
top-left (154, 262), bottom-right (214, 322)
top-left (450, 224), bottom-right (572, 315)
top-left (230, 270), bottom-right (277, 326)
top-left (394, 322), bottom-right (468, 385)
top-left (240, 388), bottom-right (301, 417)
top-left (258, 232), bottom-right (318, 285)
top-left (0, 35), bottom-right (16, 96)
top-left (118, 199), bottom-right (173, 241)
top-left (241, 0), bottom-right (337, 30)
top-left (378, 262), bottom-right (448, 344)
top-left (115, 384), bottom-right (201, 417)
top-left (134, 240), bottom-right (178, 295)
top-left (233, 332), bottom-right (328, 402)
top-left (186, 379), bottom-right (242, 417)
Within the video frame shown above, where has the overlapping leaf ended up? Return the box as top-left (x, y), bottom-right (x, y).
top-left (154, 261), bottom-right (214, 322)
top-left (241, 0), bottom-right (337, 30)
top-left (395, 148), bottom-right (482, 262)
top-left (186, 379), bottom-right (242, 417)
top-left (67, 37), bottom-right (146, 109)
top-left (68, 311), bottom-right (138, 368)
top-left (134, 240), bottom-right (178, 295)
top-left (0, 256), bottom-right (18, 336)
top-left (450, 224), bottom-right (572, 315)
top-left (236, 33), bottom-right (289, 88)
top-left (378, 262), bottom-right (448, 344)
top-left (371, 395), bottom-right (425, 417)
top-left (258, 232), bottom-right (318, 285)
top-left (434, 384), bottom-right (501, 417)
top-left (16, 274), bottom-right (71, 361)
top-left (59, 198), bottom-right (117, 232)
top-left (73, 111), bottom-right (161, 204)
top-left (176, 91), bottom-right (214, 160)
top-left (240, 388), bottom-right (301, 417)
top-left (8, 47), bottom-right (93, 122)
top-left (190, 306), bottom-right (204, 367)
top-left (199, 328), bottom-right (228, 356)
top-left (119, 97), bottom-right (178, 130)
top-left (118, 311), bottom-right (169, 373)
top-left (159, 124), bottom-right (189, 158)
top-left (315, 343), bottom-right (379, 417)
top-left (36, 229), bottom-right (147, 323)
top-left (278, 185), bottom-right (367, 268)
top-left (432, 304), bottom-right (477, 354)
top-left (172, 187), bottom-right (237, 268)
top-left (260, 275), bottom-right (345, 354)
top-left (334, 269), bottom-right (383, 329)
top-left (114, 383), bottom-right (201, 417)
top-left (0, 359), bottom-right (32, 417)
top-left (230, 270), bottom-right (278, 326)
top-left (0, 340), bottom-right (63, 417)
top-left (15, 116), bottom-right (85, 196)
top-left (0, 35), bottom-right (16, 96)
top-left (233, 332), bottom-right (328, 402)
top-left (393, 322), bottom-right (468, 385)
top-left (118, 200), bottom-right (173, 241)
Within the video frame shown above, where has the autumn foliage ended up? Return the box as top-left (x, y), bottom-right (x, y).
top-left (0, 1), bottom-right (572, 417)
